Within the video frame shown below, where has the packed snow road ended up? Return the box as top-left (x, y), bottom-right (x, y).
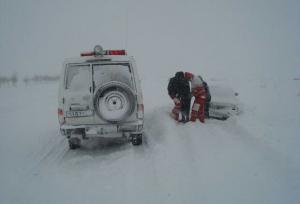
top-left (0, 79), bottom-right (299, 204)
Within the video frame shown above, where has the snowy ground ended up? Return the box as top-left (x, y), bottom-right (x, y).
top-left (0, 77), bottom-right (299, 204)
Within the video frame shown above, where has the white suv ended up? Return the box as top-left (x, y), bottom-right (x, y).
top-left (58, 46), bottom-right (144, 149)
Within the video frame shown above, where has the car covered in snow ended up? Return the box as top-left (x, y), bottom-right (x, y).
top-left (58, 45), bottom-right (144, 149)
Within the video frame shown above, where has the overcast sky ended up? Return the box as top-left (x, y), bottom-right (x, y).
top-left (0, 0), bottom-right (299, 79)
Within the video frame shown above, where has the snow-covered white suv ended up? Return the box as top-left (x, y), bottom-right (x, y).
top-left (58, 46), bottom-right (144, 149)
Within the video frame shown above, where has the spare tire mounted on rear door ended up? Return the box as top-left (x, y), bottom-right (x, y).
top-left (94, 81), bottom-right (136, 123)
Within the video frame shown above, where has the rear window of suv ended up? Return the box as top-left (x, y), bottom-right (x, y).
top-left (93, 63), bottom-right (134, 89)
top-left (65, 64), bottom-right (90, 91)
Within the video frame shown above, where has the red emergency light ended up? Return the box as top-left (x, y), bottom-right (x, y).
top-left (105, 50), bottom-right (126, 55)
top-left (81, 51), bottom-right (95, 57)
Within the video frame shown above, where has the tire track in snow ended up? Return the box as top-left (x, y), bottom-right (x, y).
top-left (30, 135), bottom-right (68, 172)
top-left (140, 106), bottom-right (206, 203)
top-left (7, 132), bottom-right (69, 204)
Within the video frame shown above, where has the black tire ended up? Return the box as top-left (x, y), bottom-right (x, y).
top-left (132, 134), bottom-right (142, 146)
top-left (68, 138), bottom-right (81, 149)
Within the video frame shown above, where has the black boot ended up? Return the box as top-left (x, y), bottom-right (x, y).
top-left (179, 115), bottom-right (189, 123)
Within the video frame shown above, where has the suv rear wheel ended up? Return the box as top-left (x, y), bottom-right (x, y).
top-left (68, 138), bottom-right (81, 149)
top-left (131, 134), bottom-right (142, 146)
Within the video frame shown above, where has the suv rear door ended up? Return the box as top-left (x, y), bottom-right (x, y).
top-left (64, 63), bottom-right (94, 124)
top-left (92, 62), bottom-right (138, 123)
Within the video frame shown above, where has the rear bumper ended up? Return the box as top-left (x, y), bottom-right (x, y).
top-left (60, 120), bottom-right (143, 138)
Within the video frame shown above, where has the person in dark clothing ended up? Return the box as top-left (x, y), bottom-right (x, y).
top-left (168, 72), bottom-right (191, 122)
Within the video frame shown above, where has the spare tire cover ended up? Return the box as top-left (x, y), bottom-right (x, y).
top-left (94, 81), bottom-right (136, 122)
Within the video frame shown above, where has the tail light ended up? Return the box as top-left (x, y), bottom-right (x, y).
top-left (58, 108), bottom-right (64, 116)
top-left (137, 104), bottom-right (144, 119)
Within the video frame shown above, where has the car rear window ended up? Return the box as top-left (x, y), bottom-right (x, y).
top-left (93, 63), bottom-right (134, 89)
top-left (65, 64), bottom-right (90, 91)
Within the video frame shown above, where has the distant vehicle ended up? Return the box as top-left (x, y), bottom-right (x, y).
top-left (58, 45), bottom-right (144, 149)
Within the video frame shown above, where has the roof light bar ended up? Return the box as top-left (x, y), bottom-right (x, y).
top-left (81, 51), bottom-right (95, 57)
top-left (80, 45), bottom-right (127, 57)
top-left (106, 50), bottom-right (126, 55)
top-left (94, 45), bottom-right (104, 56)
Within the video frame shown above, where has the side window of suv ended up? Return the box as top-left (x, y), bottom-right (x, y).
top-left (65, 64), bottom-right (90, 91)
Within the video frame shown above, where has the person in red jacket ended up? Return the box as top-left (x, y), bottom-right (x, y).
top-left (184, 72), bottom-right (210, 123)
